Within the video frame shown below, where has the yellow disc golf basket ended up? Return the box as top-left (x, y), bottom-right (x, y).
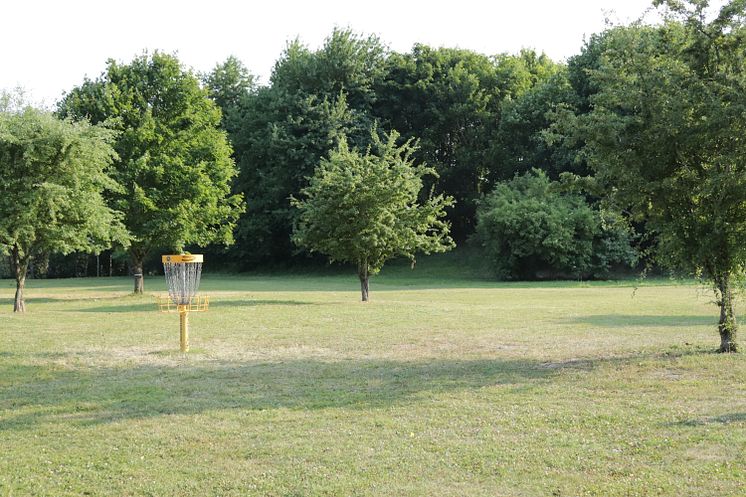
top-left (155, 254), bottom-right (209, 352)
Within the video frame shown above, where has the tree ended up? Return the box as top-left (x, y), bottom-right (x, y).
top-left (474, 169), bottom-right (635, 279)
top-left (574, 0), bottom-right (746, 351)
top-left (292, 129), bottom-right (455, 301)
top-left (0, 102), bottom-right (128, 312)
top-left (58, 52), bottom-right (244, 293)
top-left (229, 30), bottom-right (387, 266)
top-left (231, 88), bottom-right (358, 265)
top-left (203, 56), bottom-right (256, 134)
top-left (374, 47), bottom-right (562, 239)
top-left (271, 29), bottom-right (387, 115)
top-left (491, 70), bottom-right (585, 181)
top-left (374, 45), bottom-right (501, 238)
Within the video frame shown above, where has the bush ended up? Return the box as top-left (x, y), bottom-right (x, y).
top-left (475, 169), bottom-right (636, 279)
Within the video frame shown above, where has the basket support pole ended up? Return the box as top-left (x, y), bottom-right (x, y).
top-left (179, 306), bottom-right (189, 352)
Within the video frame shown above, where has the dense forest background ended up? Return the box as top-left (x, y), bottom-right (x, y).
top-left (0, 17), bottom-right (699, 280)
top-left (211, 32), bottom-right (594, 267)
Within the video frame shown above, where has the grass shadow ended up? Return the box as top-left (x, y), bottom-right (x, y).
top-left (210, 299), bottom-right (317, 309)
top-left (75, 299), bottom-right (317, 313)
top-left (0, 349), bottom-right (714, 432)
top-left (669, 412), bottom-right (746, 427)
top-left (75, 302), bottom-right (157, 313)
top-left (0, 357), bottom-right (553, 431)
top-left (571, 314), bottom-right (714, 328)
top-left (0, 297), bottom-right (106, 307)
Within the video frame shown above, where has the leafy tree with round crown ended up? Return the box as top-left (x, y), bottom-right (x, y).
top-left (0, 97), bottom-right (129, 311)
top-left (58, 52), bottom-right (244, 293)
top-left (292, 128), bottom-right (454, 301)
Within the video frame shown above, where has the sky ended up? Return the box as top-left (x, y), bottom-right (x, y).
top-left (2, 0), bottom-right (660, 106)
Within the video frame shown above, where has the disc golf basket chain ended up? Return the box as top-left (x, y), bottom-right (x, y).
top-left (155, 254), bottom-right (209, 352)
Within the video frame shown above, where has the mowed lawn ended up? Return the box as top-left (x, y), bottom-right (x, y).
top-left (0, 263), bottom-right (744, 496)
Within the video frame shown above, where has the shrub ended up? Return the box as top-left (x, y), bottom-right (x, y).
top-left (475, 169), bottom-right (636, 279)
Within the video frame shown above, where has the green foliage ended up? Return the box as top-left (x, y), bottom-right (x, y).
top-left (231, 89), bottom-right (358, 264)
top-left (203, 55), bottom-right (256, 133)
top-left (272, 30), bottom-right (387, 114)
top-left (475, 170), bottom-right (636, 280)
top-left (230, 30), bottom-right (387, 265)
top-left (492, 69), bottom-right (585, 180)
top-left (0, 104), bottom-right (128, 259)
top-left (197, 35), bottom-right (585, 266)
top-left (0, 100), bottom-right (129, 309)
top-left (566, 31), bottom-right (614, 113)
top-left (568, 0), bottom-right (746, 350)
top-left (57, 52), bottom-right (244, 267)
top-left (292, 129), bottom-right (455, 286)
top-left (493, 49), bottom-right (563, 99)
top-left (374, 46), bottom-right (563, 238)
top-left (374, 45), bottom-right (499, 238)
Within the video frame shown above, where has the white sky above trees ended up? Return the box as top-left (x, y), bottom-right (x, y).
top-left (3, 0), bottom-right (663, 106)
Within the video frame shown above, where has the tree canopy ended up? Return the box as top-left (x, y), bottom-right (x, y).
top-left (292, 129), bottom-right (454, 301)
top-left (0, 101), bottom-right (128, 311)
top-left (475, 169), bottom-right (635, 280)
top-left (566, 0), bottom-right (746, 351)
top-left (374, 47), bottom-right (562, 238)
top-left (218, 37), bottom-right (567, 267)
top-left (58, 52), bottom-right (244, 292)
top-left (203, 56), bottom-right (256, 135)
top-left (224, 29), bottom-right (387, 266)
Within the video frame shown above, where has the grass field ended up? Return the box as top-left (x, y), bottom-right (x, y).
top-left (1, 259), bottom-right (744, 496)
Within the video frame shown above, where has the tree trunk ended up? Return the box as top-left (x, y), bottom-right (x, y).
top-left (358, 260), bottom-right (370, 302)
top-left (717, 273), bottom-right (738, 353)
top-left (10, 244), bottom-right (28, 313)
top-left (132, 251), bottom-right (145, 294)
top-left (357, 260), bottom-right (370, 302)
top-left (14, 274), bottom-right (26, 313)
top-left (359, 274), bottom-right (370, 302)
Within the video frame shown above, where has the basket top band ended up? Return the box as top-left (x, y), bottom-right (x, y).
top-left (162, 254), bottom-right (204, 263)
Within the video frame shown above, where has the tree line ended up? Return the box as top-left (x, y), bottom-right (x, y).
top-left (1, 0), bottom-right (744, 351)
